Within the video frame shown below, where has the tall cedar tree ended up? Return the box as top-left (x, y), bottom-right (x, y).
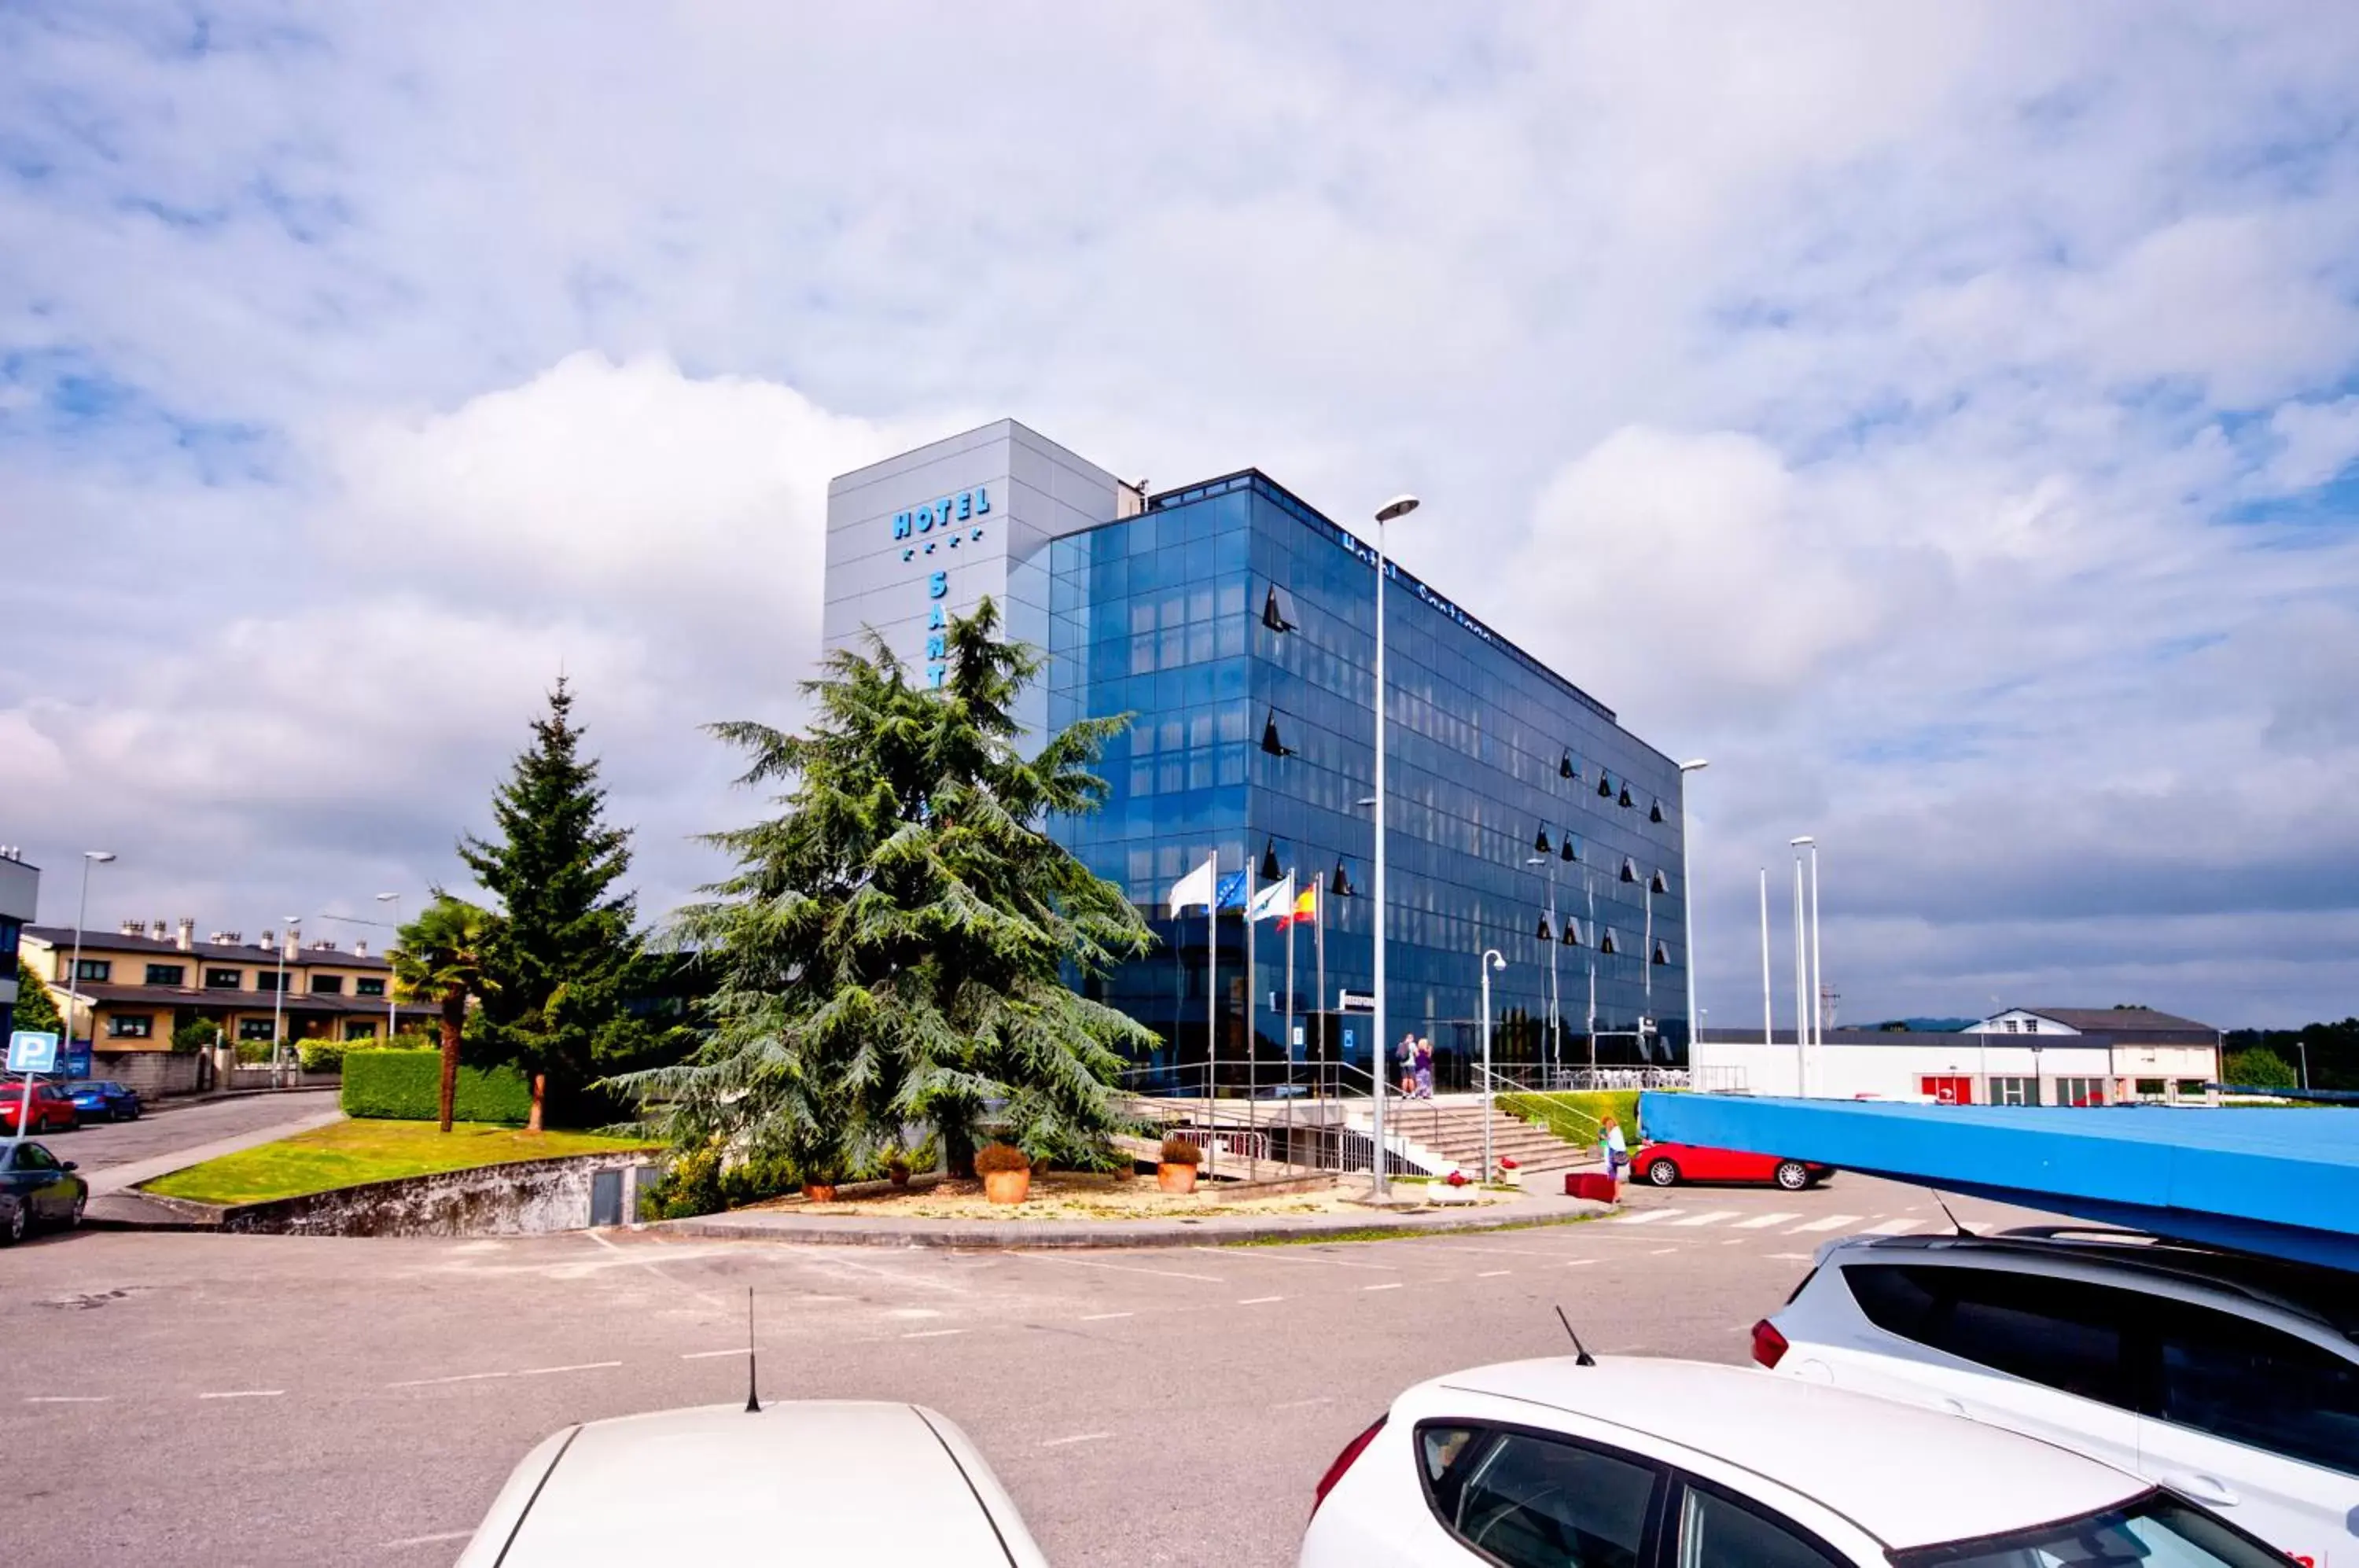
top-left (461, 679), bottom-right (644, 1132)
top-left (13, 956), bottom-right (62, 1035)
top-left (615, 599), bottom-right (1156, 1179)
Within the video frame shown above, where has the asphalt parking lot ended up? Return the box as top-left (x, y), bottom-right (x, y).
top-left (1, 1171), bottom-right (2054, 1567)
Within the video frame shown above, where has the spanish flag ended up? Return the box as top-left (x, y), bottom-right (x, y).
top-left (1278, 884), bottom-right (1318, 929)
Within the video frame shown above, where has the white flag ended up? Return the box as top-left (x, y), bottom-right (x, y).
top-left (1247, 874), bottom-right (1295, 922)
top-left (1168, 856), bottom-right (1217, 913)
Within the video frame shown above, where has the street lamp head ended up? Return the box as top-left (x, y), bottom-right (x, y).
top-left (1789, 835), bottom-right (1815, 847)
top-left (1679, 758), bottom-right (1709, 772)
top-left (84, 850), bottom-right (116, 863)
top-left (375, 892), bottom-right (398, 902)
top-left (1487, 951), bottom-right (1506, 973)
top-left (1374, 494), bottom-right (1419, 525)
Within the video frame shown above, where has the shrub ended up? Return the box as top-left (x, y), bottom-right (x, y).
top-left (649, 1146), bottom-right (726, 1218)
top-left (171, 1018), bottom-right (221, 1054)
top-left (1159, 1134), bottom-right (1202, 1165)
top-left (340, 1048), bottom-right (531, 1124)
top-left (972, 1143), bottom-right (1032, 1176)
top-left (2225, 1047), bottom-right (2298, 1091)
top-left (234, 1040), bottom-right (275, 1064)
top-left (297, 1040), bottom-right (347, 1073)
top-left (1498, 1089), bottom-right (1643, 1144)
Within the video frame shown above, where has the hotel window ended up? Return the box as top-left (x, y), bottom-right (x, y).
top-left (237, 1017), bottom-right (279, 1042)
top-left (75, 958), bottom-right (112, 982)
top-left (1599, 929), bottom-right (1620, 955)
top-left (1620, 857), bottom-right (1639, 883)
top-left (1559, 751), bottom-right (1577, 781)
top-left (2004, 1019), bottom-right (2019, 1032)
top-left (344, 1020), bottom-right (378, 1042)
top-left (1260, 709), bottom-right (1293, 756)
top-left (1597, 771), bottom-right (1614, 799)
top-left (1649, 869), bottom-right (1669, 894)
top-left (1561, 834), bottom-right (1578, 862)
top-left (1618, 783), bottom-right (1635, 808)
top-left (1562, 918), bottom-right (1584, 947)
top-left (107, 1013), bottom-right (155, 1040)
top-left (1650, 799), bottom-right (1665, 823)
top-left (1260, 583), bottom-right (1297, 632)
top-left (2176, 1079), bottom-right (2208, 1098)
top-left (1534, 826), bottom-right (1553, 855)
top-left (1651, 940), bottom-right (1670, 966)
top-left (1990, 1077), bottom-right (2040, 1106)
top-left (145, 963), bottom-right (187, 986)
top-left (2021, 1018), bottom-right (2040, 1033)
top-left (255, 971), bottom-right (288, 992)
top-left (2135, 1078), bottom-right (2167, 1099)
top-left (204, 967), bottom-right (244, 990)
top-left (0, 917), bottom-right (19, 961)
top-left (310, 974), bottom-right (344, 995)
top-left (356, 977), bottom-right (385, 997)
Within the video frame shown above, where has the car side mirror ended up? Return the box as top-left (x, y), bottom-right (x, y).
top-left (61, 1161), bottom-right (77, 1172)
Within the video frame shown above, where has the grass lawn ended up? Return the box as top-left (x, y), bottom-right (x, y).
top-left (142, 1119), bottom-right (657, 1206)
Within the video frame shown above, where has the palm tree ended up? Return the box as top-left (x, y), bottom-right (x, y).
top-left (392, 895), bottom-right (499, 1132)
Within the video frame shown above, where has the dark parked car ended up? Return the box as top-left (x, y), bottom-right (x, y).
top-left (0, 1082), bottom-right (79, 1136)
top-left (63, 1080), bottom-right (142, 1122)
top-left (0, 1141), bottom-right (86, 1242)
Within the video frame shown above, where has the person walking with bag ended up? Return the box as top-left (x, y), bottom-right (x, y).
top-left (1599, 1112), bottom-right (1629, 1191)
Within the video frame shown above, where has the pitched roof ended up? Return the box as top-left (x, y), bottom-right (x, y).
top-left (24, 926), bottom-right (391, 971)
top-left (2018, 1007), bottom-right (2214, 1035)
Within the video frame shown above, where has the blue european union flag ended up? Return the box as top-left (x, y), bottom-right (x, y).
top-left (1214, 871), bottom-right (1248, 911)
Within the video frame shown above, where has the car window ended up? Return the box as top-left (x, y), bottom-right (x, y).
top-left (12, 1143), bottom-right (58, 1172)
top-left (1677, 1482), bottom-right (1846, 1568)
top-left (1441, 1429), bottom-right (1658, 1568)
top-left (2154, 1300), bottom-right (2359, 1478)
top-left (1842, 1264), bottom-right (2140, 1411)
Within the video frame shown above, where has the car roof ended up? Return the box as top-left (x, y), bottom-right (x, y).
top-left (489, 1401), bottom-right (1019, 1565)
top-left (1424, 1357), bottom-right (2141, 1550)
top-left (1820, 1230), bottom-right (2359, 1338)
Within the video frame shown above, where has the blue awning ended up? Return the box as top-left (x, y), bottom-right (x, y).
top-left (1637, 1095), bottom-right (2359, 1272)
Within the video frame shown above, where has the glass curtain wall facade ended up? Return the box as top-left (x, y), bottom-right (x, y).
top-left (1046, 470), bottom-right (1687, 1089)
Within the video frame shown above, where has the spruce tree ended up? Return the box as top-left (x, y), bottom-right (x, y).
top-left (460, 678), bottom-right (644, 1132)
top-left (616, 599), bottom-right (1156, 1179)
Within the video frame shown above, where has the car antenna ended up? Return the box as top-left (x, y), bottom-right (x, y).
top-left (1931, 1193), bottom-right (1972, 1238)
top-left (1554, 1305), bottom-right (1598, 1367)
top-left (744, 1286), bottom-right (762, 1413)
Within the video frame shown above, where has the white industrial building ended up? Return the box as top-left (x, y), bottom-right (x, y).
top-left (1693, 1007), bottom-right (2222, 1106)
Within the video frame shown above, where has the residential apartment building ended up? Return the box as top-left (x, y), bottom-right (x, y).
top-left (21, 918), bottom-right (430, 1053)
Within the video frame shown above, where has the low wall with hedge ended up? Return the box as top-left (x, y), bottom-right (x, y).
top-left (340, 1049), bottom-right (531, 1124)
top-left (1497, 1089), bottom-right (1646, 1148)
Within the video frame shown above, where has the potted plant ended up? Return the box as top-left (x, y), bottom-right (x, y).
top-left (887, 1151), bottom-right (912, 1188)
top-left (802, 1176), bottom-right (840, 1203)
top-left (1157, 1135), bottom-right (1203, 1194)
top-left (974, 1143), bottom-right (1033, 1205)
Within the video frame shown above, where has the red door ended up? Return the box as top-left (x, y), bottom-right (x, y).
top-left (1921, 1075), bottom-right (1974, 1106)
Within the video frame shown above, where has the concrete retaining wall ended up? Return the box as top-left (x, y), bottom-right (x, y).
top-left (95, 1051), bottom-right (213, 1098)
top-left (215, 1150), bottom-right (659, 1237)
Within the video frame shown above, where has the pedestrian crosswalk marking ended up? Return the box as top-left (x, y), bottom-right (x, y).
top-left (1613, 1209), bottom-right (1676, 1224)
top-left (1787, 1213), bottom-right (1864, 1233)
top-left (1667, 1210), bottom-right (1740, 1228)
top-left (1732, 1212), bottom-right (1801, 1229)
top-left (1857, 1218), bottom-right (1921, 1235)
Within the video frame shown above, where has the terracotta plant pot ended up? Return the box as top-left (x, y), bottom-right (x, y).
top-left (1157, 1161), bottom-right (1199, 1194)
top-left (982, 1168), bottom-right (1032, 1205)
top-left (888, 1163), bottom-right (911, 1188)
top-left (803, 1182), bottom-right (838, 1203)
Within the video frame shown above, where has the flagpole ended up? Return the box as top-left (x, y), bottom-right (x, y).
top-left (1315, 884), bottom-right (1327, 1108)
top-left (1205, 854), bottom-right (1217, 1180)
top-left (1283, 874), bottom-right (1296, 1107)
top-left (1245, 859), bottom-right (1257, 1169)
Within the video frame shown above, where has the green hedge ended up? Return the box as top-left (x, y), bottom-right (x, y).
top-left (1498, 1089), bottom-right (1646, 1148)
top-left (298, 1040), bottom-right (347, 1073)
top-left (340, 1049), bottom-right (531, 1124)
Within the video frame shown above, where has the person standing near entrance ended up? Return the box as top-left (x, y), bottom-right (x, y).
top-left (1599, 1113), bottom-right (1628, 1190)
top-left (1398, 1032), bottom-right (1419, 1099)
top-left (1414, 1036), bottom-right (1435, 1099)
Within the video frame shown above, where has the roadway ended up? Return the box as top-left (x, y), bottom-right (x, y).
top-left (1, 1172), bottom-right (2056, 1566)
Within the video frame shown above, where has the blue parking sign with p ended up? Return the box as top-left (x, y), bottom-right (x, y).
top-left (9, 1030), bottom-right (59, 1074)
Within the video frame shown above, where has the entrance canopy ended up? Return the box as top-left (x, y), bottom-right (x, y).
top-left (1637, 1094), bottom-right (2359, 1272)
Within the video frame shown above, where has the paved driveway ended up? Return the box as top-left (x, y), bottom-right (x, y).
top-left (0, 1171), bottom-right (2055, 1567)
top-left (38, 1088), bottom-right (340, 1176)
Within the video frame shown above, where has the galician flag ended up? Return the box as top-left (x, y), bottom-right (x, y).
top-left (1246, 873), bottom-right (1295, 923)
top-left (1168, 856), bottom-right (1217, 913)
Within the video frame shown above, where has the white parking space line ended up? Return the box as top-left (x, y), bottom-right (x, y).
top-left (24, 1395), bottom-right (109, 1404)
top-left (382, 1531), bottom-right (474, 1551)
top-left (517, 1361), bottom-right (621, 1377)
top-left (1562, 1258), bottom-right (1600, 1268)
top-left (1732, 1212), bottom-right (1801, 1229)
top-left (1198, 1246), bottom-right (1398, 1272)
top-left (1667, 1210), bottom-right (1739, 1228)
top-left (1857, 1218), bottom-right (1920, 1235)
top-left (1362, 1282), bottom-right (1404, 1292)
top-left (198, 1389), bottom-right (285, 1400)
top-left (1787, 1214), bottom-right (1862, 1233)
top-left (1612, 1209), bottom-right (1676, 1224)
top-left (1270, 1396), bottom-right (1331, 1411)
top-left (1648, 1248), bottom-right (1676, 1256)
top-left (1238, 1295), bottom-right (1286, 1305)
top-left (388, 1371), bottom-right (510, 1389)
top-left (902, 1328), bottom-right (966, 1340)
top-left (1014, 1253), bottom-right (1222, 1283)
top-left (1041, 1432), bottom-right (1113, 1448)
top-left (1476, 1270), bottom-right (1512, 1278)
top-left (680, 1348), bottom-right (751, 1360)
top-left (1768, 1252), bottom-right (1815, 1261)
top-left (1078, 1311), bottom-right (1134, 1321)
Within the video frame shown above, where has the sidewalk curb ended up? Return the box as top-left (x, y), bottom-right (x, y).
top-left (658, 1197), bottom-right (1617, 1250)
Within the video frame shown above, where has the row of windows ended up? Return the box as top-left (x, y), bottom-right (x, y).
top-left (68, 958), bottom-right (381, 996)
top-left (110, 1011), bottom-right (387, 1042)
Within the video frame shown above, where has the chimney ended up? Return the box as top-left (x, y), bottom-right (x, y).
top-left (260, 929), bottom-right (275, 951)
top-left (120, 918), bottom-right (142, 936)
top-left (150, 919), bottom-right (167, 941)
top-left (178, 918), bottom-right (194, 951)
top-left (353, 939), bottom-right (369, 959)
top-left (283, 926), bottom-right (299, 959)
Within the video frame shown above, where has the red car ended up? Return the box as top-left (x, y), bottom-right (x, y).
top-left (1632, 1140), bottom-right (1832, 1191)
top-left (0, 1082), bottom-right (80, 1136)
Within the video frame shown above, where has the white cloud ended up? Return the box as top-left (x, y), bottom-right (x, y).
top-left (2263, 395), bottom-right (2359, 493)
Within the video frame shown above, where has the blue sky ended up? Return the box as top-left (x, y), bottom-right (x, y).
top-left (3, 2), bottom-right (2357, 1027)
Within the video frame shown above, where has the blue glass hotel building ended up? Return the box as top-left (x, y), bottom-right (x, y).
top-left (824, 422), bottom-right (1690, 1084)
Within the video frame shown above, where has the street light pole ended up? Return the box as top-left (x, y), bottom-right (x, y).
top-left (1758, 867), bottom-right (1773, 1050)
top-left (1790, 845), bottom-right (1809, 1096)
top-left (376, 892), bottom-right (402, 1040)
top-left (1369, 493), bottom-right (1418, 1198)
top-left (272, 916), bottom-right (299, 1088)
top-left (1479, 948), bottom-right (1504, 1179)
top-left (25, 850), bottom-right (112, 1147)
top-left (1527, 856), bottom-right (1560, 1088)
top-left (1804, 839), bottom-right (1824, 1052)
top-left (1677, 760), bottom-right (1709, 1066)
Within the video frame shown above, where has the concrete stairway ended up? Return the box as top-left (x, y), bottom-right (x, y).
top-left (1357, 1099), bottom-right (1601, 1180)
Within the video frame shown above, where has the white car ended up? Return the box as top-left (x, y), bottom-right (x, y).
top-left (456, 1401), bottom-right (1049, 1566)
top-left (1758, 1228), bottom-right (2358, 1568)
top-left (1300, 1355), bottom-right (2286, 1568)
